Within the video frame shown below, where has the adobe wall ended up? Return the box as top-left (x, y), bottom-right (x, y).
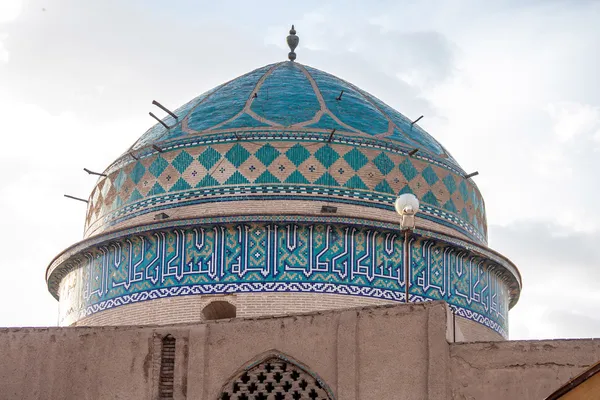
top-left (450, 339), bottom-right (600, 400)
top-left (3, 301), bottom-right (597, 399)
top-left (0, 302), bottom-right (452, 400)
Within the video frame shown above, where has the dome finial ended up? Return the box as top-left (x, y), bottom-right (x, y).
top-left (286, 25), bottom-right (299, 61)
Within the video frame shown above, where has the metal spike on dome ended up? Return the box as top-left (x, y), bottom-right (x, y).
top-left (149, 112), bottom-right (170, 129)
top-left (64, 194), bottom-right (89, 204)
top-left (287, 25), bottom-right (299, 61)
top-left (408, 148), bottom-right (419, 156)
top-left (152, 100), bottom-right (178, 120)
top-left (464, 171), bottom-right (479, 179)
top-left (328, 128), bottom-right (336, 143)
top-left (411, 115), bottom-right (424, 126)
top-left (83, 168), bottom-right (107, 177)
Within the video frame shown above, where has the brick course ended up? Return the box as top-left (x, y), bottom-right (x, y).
top-left (75, 292), bottom-right (501, 341)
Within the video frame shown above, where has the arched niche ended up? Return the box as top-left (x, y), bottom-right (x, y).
top-left (218, 352), bottom-right (335, 399)
top-left (203, 301), bottom-right (237, 321)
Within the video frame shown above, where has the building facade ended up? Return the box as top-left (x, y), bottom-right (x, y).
top-left (2, 303), bottom-right (599, 400)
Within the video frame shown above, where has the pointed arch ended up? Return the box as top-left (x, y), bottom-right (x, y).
top-left (218, 351), bottom-right (335, 399)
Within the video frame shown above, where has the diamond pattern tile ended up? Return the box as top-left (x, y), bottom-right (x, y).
top-left (344, 174), bottom-right (369, 190)
top-left (443, 174), bottom-right (457, 195)
top-left (422, 190), bottom-right (439, 207)
top-left (129, 162), bottom-right (146, 185)
top-left (285, 143), bottom-right (310, 167)
top-left (136, 170), bottom-right (158, 196)
top-left (373, 152), bottom-right (395, 175)
top-left (171, 150), bottom-right (194, 174)
top-left (343, 147), bottom-right (368, 171)
top-left (314, 172), bottom-right (338, 186)
top-left (459, 180), bottom-right (469, 202)
top-left (329, 158), bottom-right (352, 186)
top-left (148, 182), bottom-right (166, 196)
top-left (374, 179), bottom-right (394, 194)
top-left (169, 177), bottom-right (192, 192)
top-left (180, 160), bottom-right (207, 187)
top-left (149, 155), bottom-right (169, 178)
top-left (408, 174), bottom-right (429, 197)
top-left (267, 155), bottom-right (293, 182)
top-left (225, 144), bottom-right (251, 168)
top-left (443, 199), bottom-right (458, 213)
top-left (113, 170), bottom-right (127, 190)
top-left (224, 171), bottom-right (250, 185)
top-left (255, 170), bottom-right (281, 184)
top-left (198, 147), bottom-right (222, 170)
top-left (284, 170), bottom-right (309, 184)
top-left (358, 162), bottom-right (385, 191)
top-left (211, 159), bottom-right (236, 184)
top-left (157, 164), bottom-right (182, 191)
top-left (314, 145), bottom-right (339, 169)
top-left (399, 158), bottom-right (418, 181)
top-left (296, 155), bottom-right (322, 183)
top-left (254, 143), bottom-right (280, 167)
top-left (387, 172), bottom-right (405, 194)
top-left (421, 165), bottom-right (439, 186)
top-left (238, 155), bottom-right (264, 183)
top-left (431, 180), bottom-right (450, 206)
top-left (88, 141), bottom-right (487, 243)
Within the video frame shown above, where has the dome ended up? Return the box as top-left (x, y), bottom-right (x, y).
top-left (83, 61), bottom-right (487, 244)
top-left (46, 40), bottom-right (520, 340)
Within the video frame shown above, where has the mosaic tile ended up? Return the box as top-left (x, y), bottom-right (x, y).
top-left (55, 222), bottom-right (510, 336)
top-left (225, 143), bottom-right (251, 168)
top-left (373, 152), bottom-right (395, 175)
top-left (285, 143), bottom-right (311, 167)
top-left (314, 145), bottom-right (339, 168)
top-left (198, 147), bottom-right (222, 170)
top-left (254, 143), bottom-right (280, 167)
top-left (171, 150), bottom-right (194, 174)
top-left (85, 140), bottom-right (488, 244)
top-left (149, 155), bottom-right (169, 178)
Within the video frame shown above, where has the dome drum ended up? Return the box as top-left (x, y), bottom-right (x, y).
top-left (49, 216), bottom-right (519, 338)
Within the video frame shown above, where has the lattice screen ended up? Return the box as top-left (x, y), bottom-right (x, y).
top-left (219, 356), bottom-right (333, 400)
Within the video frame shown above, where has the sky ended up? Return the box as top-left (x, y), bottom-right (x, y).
top-left (0, 0), bottom-right (599, 339)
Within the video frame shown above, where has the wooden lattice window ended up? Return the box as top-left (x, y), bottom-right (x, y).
top-left (218, 354), bottom-right (334, 400)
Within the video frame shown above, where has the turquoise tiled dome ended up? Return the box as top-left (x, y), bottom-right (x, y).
top-left (82, 60), bottom-right (488, 244)
top-left (131, 62), bottom-right (460, 170)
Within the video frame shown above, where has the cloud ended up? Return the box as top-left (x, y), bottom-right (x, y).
top-left (0, 34), bottom-right (8, 63)
top-left (491, 220), bottom-right (600, 338)
top-left (0, 0), bottom-right (22, 23)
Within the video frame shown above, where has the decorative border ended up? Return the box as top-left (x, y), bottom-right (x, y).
top-left (96, 191), bottom-right (484, 245)
top-left (89, 132), bottom-right (487, 243)
top-left (47, 214), bottom-right (517, 292)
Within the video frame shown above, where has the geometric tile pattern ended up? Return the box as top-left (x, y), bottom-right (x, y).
top-left (130, 62), bottom-right (458, 172)
top-left (57, 222), bottom-right (510, 336)
top-left (218, 355), bottom-right (334, 400)
top-left (85, 140), bottom-right (487, 243)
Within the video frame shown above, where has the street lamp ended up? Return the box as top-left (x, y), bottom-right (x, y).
top-left (394, 193), bottom-right (420, 231)
top-left (394, 193), bottom-right (420, 303)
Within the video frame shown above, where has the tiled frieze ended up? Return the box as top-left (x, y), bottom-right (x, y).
top-left (85, 139), bottom-right (487, 243)
top-left (57, 221), bottom-right (510, 337)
